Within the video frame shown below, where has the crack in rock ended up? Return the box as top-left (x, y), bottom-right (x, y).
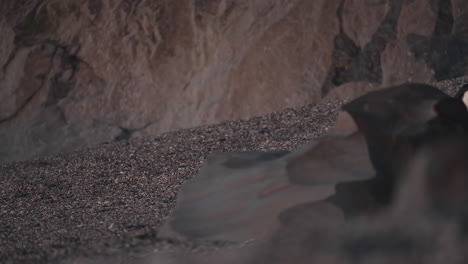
top-left (113, 122), bottom-right (157, 141)
top-left (44, 44), bottom-right (82, 107)
top-left (321, 0), bottom-right (404, 95)
top-left (407, 0), bottom-right (468, 81)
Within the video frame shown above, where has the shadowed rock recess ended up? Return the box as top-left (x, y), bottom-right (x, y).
top-left (1, 0), bottom-right (468, 162)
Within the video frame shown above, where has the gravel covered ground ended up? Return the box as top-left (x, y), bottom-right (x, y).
top-left (0, 100), bottom-right (342, 263)
top-left (1, 78), bottom-right (467, 263)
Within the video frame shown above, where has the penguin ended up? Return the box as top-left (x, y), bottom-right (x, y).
top-left (340, 83), bottom-right (468, 206)
top-left (161, 83), bottom-right (468, 242)
top-left (392, 136), bottom-right (468, 235)
top-left (455, 83), bottom-right (468, 107)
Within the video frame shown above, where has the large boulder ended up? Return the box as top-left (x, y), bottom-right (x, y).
top-left (1, 0), bottom-right (467, 162)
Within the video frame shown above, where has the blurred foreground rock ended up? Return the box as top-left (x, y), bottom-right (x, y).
top-left (156, 82), bottom-right (468, 264)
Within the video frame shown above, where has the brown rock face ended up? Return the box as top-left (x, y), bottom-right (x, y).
top-left (1, 0), bottom-right (468, 162)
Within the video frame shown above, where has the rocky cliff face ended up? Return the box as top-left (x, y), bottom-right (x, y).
top-left (1, 0), bottom-right (467, 162)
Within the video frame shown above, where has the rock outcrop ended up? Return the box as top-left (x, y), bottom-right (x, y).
top-left (1, 0), bottom-right (467, 162)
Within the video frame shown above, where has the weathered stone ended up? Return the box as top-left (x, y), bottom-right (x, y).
top-left (405, 0), bottom-right (468, 81)
top-left (216, 0), bottom-right (340, 120)
top-left (342, 0), bottom-right (390, 48)
top-left (320, 0), bottom-right (404, 94)
top-left (379, 0), bottom-right (437, 86)
top-left (381, 41), bottom-right (436, 86)
top-left (1, 0), bottom-right (468, 162)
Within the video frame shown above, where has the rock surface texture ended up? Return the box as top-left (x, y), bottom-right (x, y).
top-left (1, 0), bottom-right (468, 162)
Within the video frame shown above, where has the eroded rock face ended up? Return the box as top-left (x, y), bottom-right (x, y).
top-left (0, 0), bottom-right (467, 162)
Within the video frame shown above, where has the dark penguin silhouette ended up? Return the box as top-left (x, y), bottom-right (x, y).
top-left (455, 83), bottom-right (468, 105)
top-left (393, 137), bottom-right (468, 235)
top-left (339, 83), bottom-right (468, 206)
top-left (161, 83), bottom-right (468, 242)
